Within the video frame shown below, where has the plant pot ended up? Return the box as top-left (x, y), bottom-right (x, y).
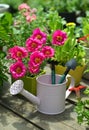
top-left (12, 76), bottom-right (37, 95)
top-left (0, 4), bottom-right (10, 13)
top-left (55, 65), bottom-right (85, 86)
top-left (59, 12), bottom-right (76, 23)
top-left (11, 71), bottom-right (46, 95)
top-left (22, 76), bottom-right (37, 95)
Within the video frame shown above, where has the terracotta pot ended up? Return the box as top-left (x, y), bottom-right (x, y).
top-left (55, 65), bottom-right (85, 86)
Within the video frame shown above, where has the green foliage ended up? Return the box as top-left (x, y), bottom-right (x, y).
top-left (81, 16), bottom-right (89, 36)
top-left (3, 7), bottom-right (66, 48)
top-left (27, 0), bottom-right (89, 13)
top-left (1, 0), bottom-right (89, 14)
top-left (75, 88), bottom-right (89, 125)
top-left (0, 13), bottom-right (10, 86)
top-left (0, 51), bottom-right (8, 86)
top-left (54, 23), bottom-right (86, 66)
top-left (31, 9), bottom-right (86, 66)
top-left (30, 9), bottom-right (86, 66)
top-left (0, 12), bottom-right (13, 47)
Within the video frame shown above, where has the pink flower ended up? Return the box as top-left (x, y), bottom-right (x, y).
top-left (30, 14), bottom-right (36, 21)
top-left (31, 28), bottom-right (47, 44)
top-left (8, 46), bottom-right (28, 61)
top-left (52, 30), bottom-right (67, 45)
top-left (26, 14), bottom-right (36, 23)
top-left (13, 20), bottom-right (21, 26)
top-left (26, 38), bottom-right (42, 52)
top-left (23, 11), bottom-right (30, 17)
top-left (28, 62), bottom-right (40, 74)
top-left (10, 61), bottom-right (27, 79)
top-left (29, 66), bottom-right (40, 74)
top-left (42, 46), bottom-right (55, 58)
top-left (26, 15), bottom-right (31, 23)
top-left (31, 8), bottom-right (37, 13)
top-left (30, 51), bottom-right (45, 66)
top-left (18, 3), bottom-right (30, 11)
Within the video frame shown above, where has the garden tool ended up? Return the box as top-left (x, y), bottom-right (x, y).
top-left (59, 58), bottom-right (77, 84)
top-left (51, 63), bottom-right (56, 84)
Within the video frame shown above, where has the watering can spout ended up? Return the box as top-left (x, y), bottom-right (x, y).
top-left (10, 80), bottom-right (40, 106)
top-left (65, 74), bottom-right (75, 99)
top-left (21, 89), bottom-right (40, 105)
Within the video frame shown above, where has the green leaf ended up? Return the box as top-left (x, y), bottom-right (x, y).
top-left (0, 51), bottom-right (6, 58)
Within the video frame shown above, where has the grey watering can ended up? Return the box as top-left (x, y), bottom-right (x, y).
top-left (10, 74), bottom-right (75, 115)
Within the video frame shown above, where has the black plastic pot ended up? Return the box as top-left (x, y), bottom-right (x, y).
top-left (59, 12), bottom-right (76, 23)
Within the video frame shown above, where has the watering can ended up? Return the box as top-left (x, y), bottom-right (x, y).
top-left (10, 74), bottom-right (75, 115)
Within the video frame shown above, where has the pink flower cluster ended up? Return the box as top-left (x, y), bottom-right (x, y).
top-left (18, 3), bottom-right (37, 23)
top-left (8, 28), bottom-right (67, 79)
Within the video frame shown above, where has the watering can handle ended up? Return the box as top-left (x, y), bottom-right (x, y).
top-left (65, 74), bottom-right (75, 99)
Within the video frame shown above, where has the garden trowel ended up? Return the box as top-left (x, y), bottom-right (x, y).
top-left (59, 58), bottom-right (77, 84)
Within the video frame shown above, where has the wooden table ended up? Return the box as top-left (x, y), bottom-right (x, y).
top-left (0, 78), bottom-right (89, 130)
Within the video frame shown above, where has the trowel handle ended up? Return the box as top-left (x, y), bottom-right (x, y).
top-left (51, 63), bottom-right (56, 84)
top-left (58, 74), bottom-right (66, 84)
top-left (51, 69), bottom-right (56, 84)
top-left (59, 68), bottom-right (70, 84)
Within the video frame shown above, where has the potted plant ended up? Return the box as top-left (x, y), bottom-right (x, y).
top-left (54, 22), bottom-right (86, 86)
top-left (5, 3), bottom-right (86, 90)
top-left (5, 3), bottom-right (67, 94)
top-left (0, 3), bottom-right (38, 94)
top-left (7, 26), bottom-right (67, 93)
top-left (33, 9), bottom-right (86, 86)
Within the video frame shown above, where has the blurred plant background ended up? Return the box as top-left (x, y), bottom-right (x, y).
top-left (0, 0), bottom-right (89, 15)
top-left (0, 0), bottom-right (89, 126)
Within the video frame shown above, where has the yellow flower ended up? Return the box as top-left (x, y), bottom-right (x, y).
top-left (66, 22), bottom-right (76, 27)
